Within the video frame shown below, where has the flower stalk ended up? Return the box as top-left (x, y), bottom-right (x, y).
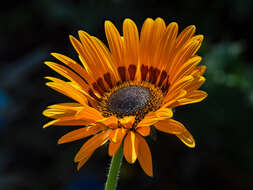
top-left (105, 144), bottom-right (124, 190)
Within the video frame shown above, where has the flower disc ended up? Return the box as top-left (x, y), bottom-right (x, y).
top-left (107, 85), bottom-right (151, 117)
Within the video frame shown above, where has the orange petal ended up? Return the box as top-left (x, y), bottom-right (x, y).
top-left (123, 131), bottom-right (137, 163)
top-left (78, 31), bottom-right (108, 78)
top-left (160, 22), bottom-right (178, 72)
top-left (42, 117), bottom-right (93, 128)
top-left (155, 107), bottom-right (174, 118)
top-left (136, 126), bottom-right (150, 136)
top-left (119, 116), bottom-right (135, 129)
top-left (47, 103), bottom-right (82, 109)
top-left (58, 125), bottom-right (105, 144)
top-left (77, 150), bottom-right (94, 170)
top-left (43, 103), bottom-right (82, 119)
top-left (45, 77), bottom-right (91, 105)
top-left (108, 141), bottom-right (122, 157)
top-left (44, 61), bottom-right (89, 93)
top-left (163, 75), bottom-right (193, 103)
top-left (175, 25), bottom-right (196, 51)
top-left (136, 134), bottom-right (153, 177)
top-left (140, 18), bottom-right (166, 69)
top-left (108, 128), bottom-right (126, 156)
top-left (98, 116), bottom-right (118, 128)
top-left (176, 128), bottom-right (195, 148)
top-left (110, 128), bottom-right (126, 143)
top-left (74, 130), bottom-right (111, 162)
top-left (140, 18), bottom-right (154, 68)
top-left (162, 89), bottom-right (187, 108)
top-left (69, 35), bottom-right (94, 76)
top-left (123, 18), bottom-right (139, 70)
top-left (168, 75), bottom-right (194, 94)
top-left (185, 76), bottom-right (206, 91)
top-left (50, 53), bottom-right (96, 85)
top-left (170, 56), bottom-right (202, 83)
top-left (169, 37), bottom-right (203, 75)
top-left (192, 65), bottom-right (206, 76)
top-left (75, 106), bottom-right (104, 121)
top-left (138, 108), bottom-right (173, 127)
top-left (78, 30), bottom-right (119, 84)
top-left (92, 36), bottom-right (120, 82)
top-left (104, 20), bottom-right (124, 68)
top-left (154, 119), bottom-right (186, 134)
top-left (173, 90), bottom-right (208, 107)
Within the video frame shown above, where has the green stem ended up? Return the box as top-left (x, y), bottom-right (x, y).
top-left (105, 144), bottom-right (123, 190)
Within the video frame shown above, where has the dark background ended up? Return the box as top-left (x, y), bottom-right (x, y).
top-left (1, 0), bottom-right (253, 190)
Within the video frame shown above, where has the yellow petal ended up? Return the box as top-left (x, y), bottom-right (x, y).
top-left (154, 119), bottom-right (186, 134)
top-left (176, 129), bottom-right (195, 148)
top-left (58, 125), bottom-right (105, 144)
top-left (136, 134), bottom-right (153, 177)
top-left (123, 131), bottom-right (137, 164)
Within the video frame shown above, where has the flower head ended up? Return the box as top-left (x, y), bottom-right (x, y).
top-left (43, 18), bottom-right (207, 177)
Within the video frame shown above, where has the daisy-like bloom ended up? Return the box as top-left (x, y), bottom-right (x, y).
top-left (43, 18), bottom-right (207, 177)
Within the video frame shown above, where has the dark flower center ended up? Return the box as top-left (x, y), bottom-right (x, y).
top-left (107, 86), bottom-right (150, 118)
top-left (98, 81), bottom-right (164, 120)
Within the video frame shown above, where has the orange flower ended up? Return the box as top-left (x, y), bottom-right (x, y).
top-left (43, 18), bottom-right (207, 177)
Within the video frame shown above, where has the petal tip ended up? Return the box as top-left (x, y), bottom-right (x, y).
top-left (170, 22), bottom-right (179, 27)
top-left (57, 138), bottom-right (65, 144)
top-left (188, 141), bottom-right (196, 148)
top-left (44, 61), bottom-right (50, 66)
top-left (104, 20), bottom-right (112, 26)
top-left (189, 25), bottom-right (196, 31)
top-left (50, 52), bottom-right (57, 56)
top-left (42, 123), bottom-right (50, 128)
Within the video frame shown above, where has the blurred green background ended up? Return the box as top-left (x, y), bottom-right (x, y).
top-left (1, 0), bottom-right (253, 190)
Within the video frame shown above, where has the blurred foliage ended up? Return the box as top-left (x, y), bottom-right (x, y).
top-left (1, 0), bottom-right (253, 190)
